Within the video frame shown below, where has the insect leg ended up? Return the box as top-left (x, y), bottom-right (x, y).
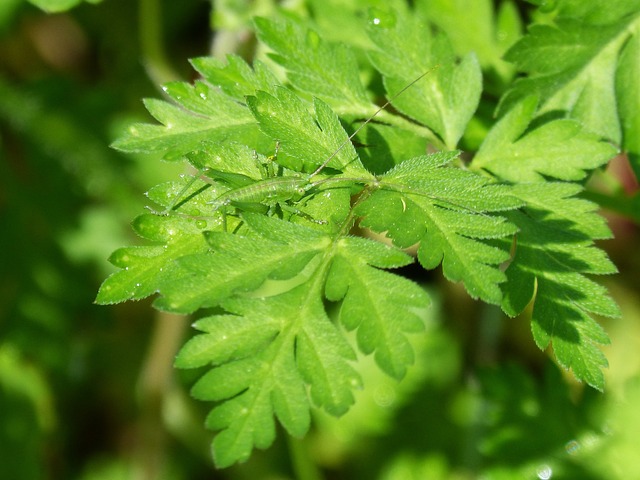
top-left (156, 169), bottom-right (213, 215)
top-left (278, 202), bottom-right (327, 225)
top-left (255, 141), bottom-right (281, 179)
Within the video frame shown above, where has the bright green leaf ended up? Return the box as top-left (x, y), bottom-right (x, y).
top-left (254, 16), bottom-right (371, 109)
top-left (474, 95), bottom-right (618, 182)
top-left (500, 5), bottom-right (640, 143)
top-left (501, 183), bottom-right (620, 390)
top-left (367, 8), bottom-right (482, 148)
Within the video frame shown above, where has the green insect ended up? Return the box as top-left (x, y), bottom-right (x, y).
top-left (160, 143), bottom-right (330, 230)
top-left (157, 67), bottom-right (466, 230)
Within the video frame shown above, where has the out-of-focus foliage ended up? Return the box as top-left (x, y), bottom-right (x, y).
top-left (1, 0), bottom-right (639, 479)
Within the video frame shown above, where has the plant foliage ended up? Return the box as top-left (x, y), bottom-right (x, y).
top-left (96, 1), bottom-right (637, 467)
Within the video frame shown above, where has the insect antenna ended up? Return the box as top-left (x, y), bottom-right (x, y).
top-left (309, 65), bottom-right (440, 178)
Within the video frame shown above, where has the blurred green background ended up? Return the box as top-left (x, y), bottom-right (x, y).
top-left (1, 1), bottom-right (639, 479)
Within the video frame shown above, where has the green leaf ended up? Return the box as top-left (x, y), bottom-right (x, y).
top-left (112, 81), bottom-right (258, 160)
top-left (246, 87), bottom-right (367, 175)
top-left (95, 215), bottom-right (209, 304)
top-left (97, 7), bottom-right (629, 469)
top-left (356, 152), bottom-right (521, 305)
top-left (175, 314), bottom-right (280, 368)
top-left (253, 16), bottom-right (371, 110)
top-left (499, 4), bottom-right (640, 143)
top-left (326, 237), bottom-right (429, 379)
top-left (295, 288), bottom-right (362, 416)
top-left (616, 22), bottom-right (640, 177)
top-left (366, 8), bottom-right (483, 148)
top-left (176, 281), bottom-right (359, 467)
top-left (191, 55), bottom-right (281, 101)
top-left (153, 226), bottom-right (329, 313)
top-left (186, 141), bottom-right (265, 180)
top-left (473, 96), bottom-right (618, 182)
top-left (501, 183), bottom-right (620, 390)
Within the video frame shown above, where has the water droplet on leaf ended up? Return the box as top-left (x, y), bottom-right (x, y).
top-left (564, 440), bottom-right (580, 455)
top-left (368, 8), bottom-right (396, 28)
top-left (536, 464), bottom-right (552, 479)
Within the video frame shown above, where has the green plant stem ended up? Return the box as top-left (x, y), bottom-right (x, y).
top-left (287, 434), bottom-right (324, 480)
top-left (461, 303), bottom-right (504, 473)
top-left (133, 311), bottom-right (188, 480)
top-left (139, 0), bottom-right (181, 85)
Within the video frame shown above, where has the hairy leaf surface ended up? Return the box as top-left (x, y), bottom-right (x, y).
top-left (501, 183), bottom-right (620, 389)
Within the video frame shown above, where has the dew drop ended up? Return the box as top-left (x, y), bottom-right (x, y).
top-left (199, 92), bottom-right (207, 100)
top-left (565, 439), bottom-right (580, 455)
top-left (196, 219), bottom-right (207, 229)
top-left (536, 464), bottom-right (552, 480)
top-left (368, 8), bottom-right (396, 28)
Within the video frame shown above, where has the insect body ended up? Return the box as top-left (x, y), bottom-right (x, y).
top-left (211, 175), bottom-right (308, 208)
top-left (209, 173), bottom-right (319, 229)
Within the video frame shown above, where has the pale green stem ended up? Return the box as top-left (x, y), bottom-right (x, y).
top-left (287, 434), bottom-right (324, 480)
top-left (133, 311), bottom-right (188, 480)
top-left (139, 0), bottom-right (181, 85)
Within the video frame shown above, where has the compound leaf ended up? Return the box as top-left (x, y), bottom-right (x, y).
top-left (326, 237), bottom-right (429, 379)
top-left (473, 95), bottom-right (618, 182)
top-left (356, 152), bottom-right (521, 305)
top-left (112, 79), bottom-right (259, 160)
top-left (499, 3), bottom-right (640, 143)
top-left (95, 214), bottom-right (209, 304)
top-left (501, 183), bottom-right (620, 390)
top-left (246, 87), bottom-right (367, 175)
top-left (153, 225), bottom-right (329, 314)
top-left (254, 16), bottom-right (371, 110)
top-left (176, 279), bottom-right (358, 467)
top-left (366, 7), bottom-right (482, 148)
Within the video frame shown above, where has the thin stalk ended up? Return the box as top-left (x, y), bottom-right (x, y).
top-left (139, 0), bottom-right (181, 85)
top-left (133, 311), bottom-right (188, 480)
top-left (287, 434), bottom-right (324, 480)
